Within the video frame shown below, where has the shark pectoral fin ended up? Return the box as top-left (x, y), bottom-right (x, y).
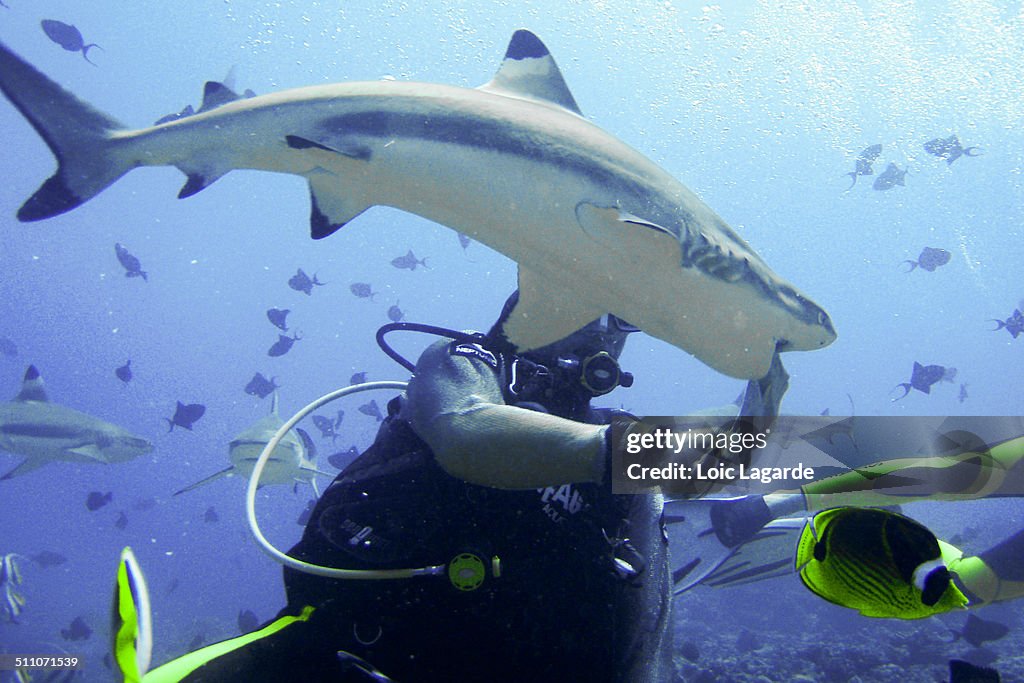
top-left (172, 466), bottom-right (234, 496)
top-left (478, 29), bottom-right (583, 115)
top-left (501, 266), bottom-right (606, 351)
top-left (285, 135), bottom-right (371, 161)
top-left (0, 458), bottom-right (48, 480)
top-left (574, 202), bottom-right (681, 268)
top-left (306, 173), bottom-right (371, 240)
top-left (66, 443), bottom-right (106, 462)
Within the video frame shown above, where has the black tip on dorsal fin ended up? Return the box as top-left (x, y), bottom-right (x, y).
top-left (505, 29), bottom-right (549, 60)
top-left (16, 365), bottom-right (49, 402)
top-left (482, 30), bottom-right (582, 116)
top-left (198, 80), bottom-right (242, 114)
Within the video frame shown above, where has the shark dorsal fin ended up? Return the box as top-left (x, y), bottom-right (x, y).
top-left (479, 30), bottom-right (582, 116)
top-left (16, 365), bottom-right (49, 402)
top-left (197, 80), bottom-right (242, 114)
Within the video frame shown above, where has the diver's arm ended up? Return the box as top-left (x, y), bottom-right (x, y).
top-left (406, 340), bottom-right (606, 489)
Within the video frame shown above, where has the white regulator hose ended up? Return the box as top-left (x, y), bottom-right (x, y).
top-left (245, 381), bottom-right (446, 580)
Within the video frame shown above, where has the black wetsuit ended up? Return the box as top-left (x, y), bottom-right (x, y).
top-left (284, 409), bottom-right (629, 681)
top-left (154, 339), bottom-right (672, 682)
top-left (286, 337), bottom-right (670, 682)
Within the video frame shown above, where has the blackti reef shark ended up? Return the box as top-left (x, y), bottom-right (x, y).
top-left (0, 30), bottom-right (835, 379)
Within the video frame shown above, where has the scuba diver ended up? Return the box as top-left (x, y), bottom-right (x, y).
top-left (672, 428), bottom-right (1024, 619)
top-left (121, 290), bottom-right (790, 682)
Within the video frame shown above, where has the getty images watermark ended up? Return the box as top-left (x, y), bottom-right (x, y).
top-left (608, 415), bottom-right (1024, 496)
top-left (610, 416), bottom-right (814, 494)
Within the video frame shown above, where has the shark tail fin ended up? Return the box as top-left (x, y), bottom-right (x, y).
top-left (0, 42), bottom-right (130, 221)
top-left (111, 547), bottom-right (153, 683)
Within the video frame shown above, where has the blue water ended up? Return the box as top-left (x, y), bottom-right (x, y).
top-left (0, 2), bottom-right (1022, 681)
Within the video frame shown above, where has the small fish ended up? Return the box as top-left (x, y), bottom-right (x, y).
top-left (0, 336), bottom-right (17, 357)
top-left (204, 506), bottom-right (219, 523)
top-left (892, 362), bottom-right (957, 400)
top-left (949, 613), bottom-right (1010, 648)
top-left (237, 609), bottom-right (260, 634)
top-left (114, 243), bottom-right (148, 281)
top-left (244, 372), bottom-right (279, 399)
top-left (60, 615), bottom-right (92, 641)
top-left (843, 143), bottom-right (882, 190)
top-left (350, 372), bottom-right (367, 385)
top-left (268, 333), bottom-right (301, 357)
top-left (85, 490), bottom-right (112, 511)
top-left (387, 303), bottom-right (405, 322)
top-left (349, 282), bottom-right (377, 300)
top-left (457, 232), bottom-right (473, 250)
top-left (798, 507), bottom-right (967, 619)
top-left (115, 360), bottom-right (132, 385)
top-left (958, 383), bottom-right (968, 403)
top-left (296, 499), bottom-right (316, 526)
top-left (873, 162), bottom-right (907, 191)
top-left (391, 249), bottom-right (428, 271)
top-left (948, 659), bottom-right (1000, 683)
top-left (328, 446), bottom-right (360, 470)
top-left (41, 20), bottom-right (101, 65)
top-left (114, 510), bottom-right (128, 530)
top-left (990, 307), bottom-right (1024, 339)
top-left (165, 578), bottom-right (180, 596)
top-left (166, 401), bottom-right (206, 431)
top-left (901, 247), bottom-right (951, 273)
top-left (29, 550), bottom-right (67, 567)
top-left (312, 415), bottom-right (338, 444)
top-left (266, 308), bottom-right (290, 331)
top-left (924, 134), bottom-right (981, 165)
top-left (288, 269), bottom-right (325, 295)
top-left (358, 400), bottom-right (383, 422)
top-left (334, 410), bottom-right (344, 429)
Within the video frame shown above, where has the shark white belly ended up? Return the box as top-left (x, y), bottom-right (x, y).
top-left (0, 30), bottom-right (835, 379)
